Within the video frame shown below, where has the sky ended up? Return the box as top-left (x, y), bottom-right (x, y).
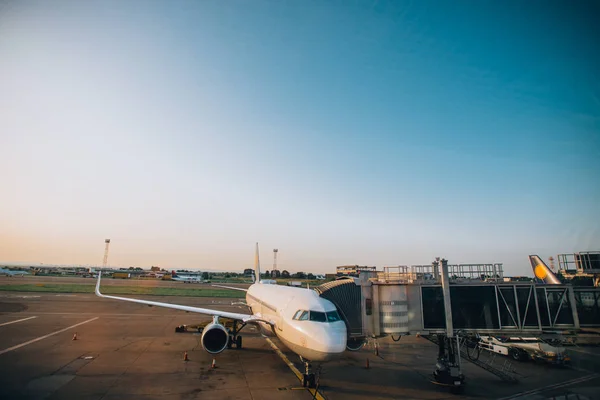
top-left (1, 1), bottom-right (599, 275)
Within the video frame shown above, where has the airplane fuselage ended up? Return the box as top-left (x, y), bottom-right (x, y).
top-left (246, 283), bottom-right (347, 362)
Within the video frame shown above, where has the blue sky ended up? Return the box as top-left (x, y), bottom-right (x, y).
top-left (1, 1), bottom-right (598, 274)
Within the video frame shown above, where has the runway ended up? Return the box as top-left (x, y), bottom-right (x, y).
top-left (1, 286), bottom-right (600, 399)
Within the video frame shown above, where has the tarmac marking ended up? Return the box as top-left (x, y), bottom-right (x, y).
top-left (497, 373), bottom-right (599, 400)
top-left (0, 316), bottom-right (37, 327)
top-left (0, 317), bottom-right (99, 356)
top-left (265, 337), bottom-right (325, 400)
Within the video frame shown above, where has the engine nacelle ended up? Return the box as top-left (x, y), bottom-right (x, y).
top-left (201, 323), bottom-right (229, 354)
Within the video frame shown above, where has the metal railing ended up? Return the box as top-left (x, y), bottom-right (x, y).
top-left (373, 263), bottom-right (504, 284)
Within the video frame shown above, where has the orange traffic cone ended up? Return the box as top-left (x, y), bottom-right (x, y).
top-left (365, 358), bottom-right (370, 369)
top-left (72, 332), bottom-right (77, 341)
top-left (183, 351), bottom-right (189, 361)
top-left (211, 358), bottom-right (217, 369)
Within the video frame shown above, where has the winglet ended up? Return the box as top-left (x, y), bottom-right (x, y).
top-left (95, 271), bottom-right (103, 297)
top-left (529, 255), bottom-right (561, 284)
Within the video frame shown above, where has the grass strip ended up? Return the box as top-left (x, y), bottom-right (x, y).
top-left (0, 284), bottom-right (245, 298)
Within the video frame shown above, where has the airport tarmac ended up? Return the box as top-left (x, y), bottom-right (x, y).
top-left (1, 288), bottom-right (599, 399)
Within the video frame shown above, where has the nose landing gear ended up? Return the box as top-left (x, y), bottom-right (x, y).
top-left (300, 357), bottom-right (320, 389)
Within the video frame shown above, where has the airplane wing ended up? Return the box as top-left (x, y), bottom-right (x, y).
top-left (211, 284), bottom-right (248, 292)
top-left (95, 272), bottom-right (259, 323)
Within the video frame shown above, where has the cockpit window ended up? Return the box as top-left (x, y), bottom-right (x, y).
top-left (326, 311), bottom-right (341, 322)
top-left (309, 311), bottom-right (326, 322)
top-left (294, 310), bottom-right (342, 323)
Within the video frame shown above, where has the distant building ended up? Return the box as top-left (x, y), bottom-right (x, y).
top-left (336, 265), bottom-right (377, 277)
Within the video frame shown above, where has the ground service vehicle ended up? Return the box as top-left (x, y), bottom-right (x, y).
top-left (478, 336), bottom-right (569, 365)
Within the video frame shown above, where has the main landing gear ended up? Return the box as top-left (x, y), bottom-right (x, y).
top-left (227, 320), bottom-right (246, 349)
top-left (300, 357), bottom-right (320, 389)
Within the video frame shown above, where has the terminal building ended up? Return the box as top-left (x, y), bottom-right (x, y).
top-left (557, 251), bottom-right (600, 287)
top-left (336, 265), bottom-right (376, 277)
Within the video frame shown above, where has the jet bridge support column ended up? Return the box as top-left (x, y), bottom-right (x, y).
top-left (440, 258), bottom-right (453, 338)
top-left (432, 258), bottom-right (465, 392)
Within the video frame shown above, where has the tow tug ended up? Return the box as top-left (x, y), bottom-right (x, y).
top-left (477, 335), bottom-right (570, 365)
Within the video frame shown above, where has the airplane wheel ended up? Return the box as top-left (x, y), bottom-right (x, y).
top-left (308, 374), bottom-right (316, 388)
top-left (302, 374), bottom-right (307, 387)
top-left (236, 335), bottom-right (243, 349)
top-left (227, 336), bottom-right (233, 349)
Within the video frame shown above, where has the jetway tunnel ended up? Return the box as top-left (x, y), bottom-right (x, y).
top-left (315, 265), bottom-right (600, 391)
top-left (316, 276), bottom-right (600, 338)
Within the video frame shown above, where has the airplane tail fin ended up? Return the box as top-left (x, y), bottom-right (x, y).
top-left (254, 243), bottom-right (261, 284)
top-left (529, 255), bottom-right (561, 284)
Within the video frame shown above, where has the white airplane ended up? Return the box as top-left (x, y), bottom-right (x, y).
top-left (0, 268), bottom-right (30, 277)
top-left (95, 243), bottom-right (347, 388)
top-left (170, 271), bottom-right (204, 283)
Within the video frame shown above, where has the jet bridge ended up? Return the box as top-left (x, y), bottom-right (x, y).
top-left (316, 259), bottom-right (600, 391)
top-left (316, 262), bottom-right (600, 339)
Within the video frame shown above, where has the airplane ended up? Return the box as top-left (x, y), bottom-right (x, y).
top-left (170, 271), bottom-right (204, 283)
top-left (0, 268), bottom-right (30, 277)
top-left (529, 255), bottom-right (562, 285)
top-left (95, 243), bottom-right (347, 388)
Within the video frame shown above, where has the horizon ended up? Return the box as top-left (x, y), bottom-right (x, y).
top-left (1, 2), bottom-right (598, 276)
top-left (0, 250), bottom-right (556, 277)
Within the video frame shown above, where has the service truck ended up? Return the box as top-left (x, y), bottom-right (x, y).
top-left (477, 336), bottom-right (569, 365)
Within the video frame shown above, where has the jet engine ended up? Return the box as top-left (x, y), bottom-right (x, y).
top-left (201, 323), bottom-right (229, 354)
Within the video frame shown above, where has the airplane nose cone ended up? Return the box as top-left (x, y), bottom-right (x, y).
top-left (318, 321), bottom-right (347, 354)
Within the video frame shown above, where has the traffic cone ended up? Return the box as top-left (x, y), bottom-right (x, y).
top-left (365, 358), bottom-right (370, 369)
top-left (183, 351), bottom-right (189, 361)
top-left (211, 358), bottom-right (217, 369)
top-left (72, 332), bottom-right (77, 341)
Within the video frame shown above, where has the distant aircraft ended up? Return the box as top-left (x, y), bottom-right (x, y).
top-left (96, 243), bottom-right (347, 388)
top-left (171, 271), bottom-right (204, 283)
top-left (0, 268), bottom-right (30, 277)
top-left (529, 255), bottom-right (562, 284)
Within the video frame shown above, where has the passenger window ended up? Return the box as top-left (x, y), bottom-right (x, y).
top-left (292, 310), bottom-right (303, 320)
top-left (299, 311), bottom-right (309, 321)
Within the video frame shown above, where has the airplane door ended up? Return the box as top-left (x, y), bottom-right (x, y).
top-left (277, 297), bottom-right (294, 332)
